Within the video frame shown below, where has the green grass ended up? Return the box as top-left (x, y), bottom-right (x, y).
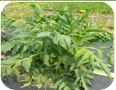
top-left (38, 2), bottom-right (113, 14)
top-left (2, 2), bottom-right (113, 19)
top-left (96, 21), bottom-right (108, 28)
top-left (108, 24), bottom-right (114, 29)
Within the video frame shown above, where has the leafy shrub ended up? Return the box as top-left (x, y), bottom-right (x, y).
top-left (1, 3), bottom-right (114, 90)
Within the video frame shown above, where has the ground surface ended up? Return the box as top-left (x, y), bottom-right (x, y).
top-left (2, 75), bottom-right (114, 90)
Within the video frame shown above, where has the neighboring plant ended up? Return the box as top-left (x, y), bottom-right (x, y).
top-left (96, 21), bottom-right (108, 28)
top-left (1, 3), bottom-right (114, 90)
top-left (108, 24), bottom-right (114, 29)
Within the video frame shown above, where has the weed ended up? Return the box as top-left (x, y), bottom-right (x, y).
top-left (1, 3), bottom-right (114, 90)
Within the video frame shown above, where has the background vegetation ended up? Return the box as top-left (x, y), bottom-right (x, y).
top-left (2, 2), bottom-right (113, 18)
top-left (2, 2), bottom-right (114, 33)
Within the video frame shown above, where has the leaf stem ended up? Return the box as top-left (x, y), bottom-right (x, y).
top-left (87, 47), bottom-right (108, 55)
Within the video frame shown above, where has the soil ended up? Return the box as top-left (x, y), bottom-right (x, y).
top-left (2, 74), bottom-right (113, 90)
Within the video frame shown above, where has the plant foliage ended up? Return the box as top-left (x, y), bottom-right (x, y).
top-left (1, 3), bottom-right (114, 90)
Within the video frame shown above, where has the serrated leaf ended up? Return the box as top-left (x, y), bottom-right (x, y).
top-left (108, 54), bottom-right (114, 67)
top-left (49, 83), bottom-right (57, 89)
top-left (59, 82), bottom-right (66, 90)
top-left (14, 61), bottom-right (22, 67)
top-left (11, 32), bottom-right (36, 39)
top-left (2, 42), bottom-right (16, 53)
top-left (37, 83), bottom-right (42, 89)
top-left (37, 32), bottom-right (51, 38)
top-left (55, 79), bottom-right (62, 86)
top-left (64, 36), bottom-right (72, 48)
top-left (52, 32), bottom-right (72, 49)
top-left (85, 79), bottom-right (92, 86)
top-left (6, 68), bottom-right (13, 76)
top-left (41, 76), bottom-right (47, 82)
top-left (12, 44), bottom-right (21, 55)
top-left (1, 55), bottom-right (20, 65)
top-left (91, 62), bottom-right (101, 68)
top-left (75, 77), bottom-right (80, 84)
top-left (59, 39), bottom-right (66, 49)
top-left (81, 76), bottom-right (88, 90)
top-left (12, 67), bottom-right (20, 76)
top-left (1, 59), bottom-right (17, 65)
top-left (98, 50), bottom-right (103, 59)
top-left (43, 53), bottom-right (50, 66)
top-left (53, 34), bottom-right (59, 45)
top-left (63, 86), bottom-right (70, 90)
top-left (70, 63), bottom-right (75, 70)
top-left (22, 57), bottom-right (32, 72)
top-left (75, 69), bottom-right (79, 75)
top-left (100, 63), bottom-right (111, 78)
top-left (75, 47), bottom-right (86, 61)
top-left (98, 46), bottom-right (111, 49)
top-left (76, 53), bottom-right (89, 68)
top-left (86, 75), bottom-right (94, 79)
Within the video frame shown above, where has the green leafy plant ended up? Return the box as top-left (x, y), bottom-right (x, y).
top-left (1, 3), bottom-right (114, 90)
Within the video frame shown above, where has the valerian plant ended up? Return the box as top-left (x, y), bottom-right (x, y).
top-left (1, 3), bottom-right (114, 90)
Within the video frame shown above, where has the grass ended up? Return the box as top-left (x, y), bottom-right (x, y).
top-left (3, 2), bottom-right (114, 14)
top-left (38, 2), bottom-right (113, 14)
top-left (108, 24), bottom-right (114, 29)
top-left (2, 2), bottom-right (113, 19)
top-left (96, 21), bottom-right (108, 28)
